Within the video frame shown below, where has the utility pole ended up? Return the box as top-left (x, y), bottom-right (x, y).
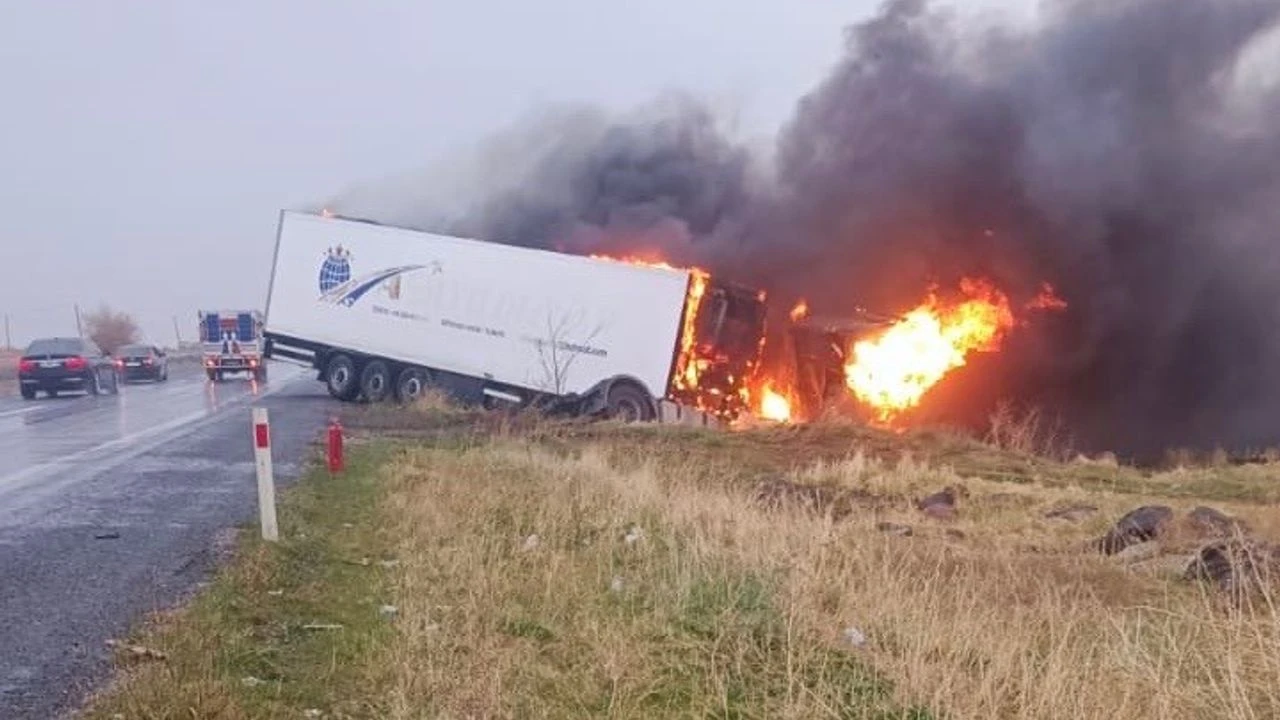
top-left (74, 304), bottom-right (84, 338)
top-left (172, 315), bottom-right (183, 347)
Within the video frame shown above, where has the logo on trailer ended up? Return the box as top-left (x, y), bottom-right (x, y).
top-left (317, 244), bottom-right (441, 307)
top-left (318, 245), bottom-right (353, 293)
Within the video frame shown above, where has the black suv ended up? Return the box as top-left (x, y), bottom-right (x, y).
top-left (115, 343), bottom-right (169, 383)
top-left (18, 337), bottom-right (121, 400)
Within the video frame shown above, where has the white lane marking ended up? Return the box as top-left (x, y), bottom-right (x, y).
top-left (0, 373), bottom-right (301, 491)
top-left (0, 407), bottom-right (36, 420)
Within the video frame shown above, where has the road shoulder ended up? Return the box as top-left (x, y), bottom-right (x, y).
top-left (80, 446), bottom-right (396, 718)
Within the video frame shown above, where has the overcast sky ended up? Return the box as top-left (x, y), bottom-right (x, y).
top-left (0, 0), bottom-right (1023, 347)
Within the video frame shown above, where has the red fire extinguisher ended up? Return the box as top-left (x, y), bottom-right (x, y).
top-left (327, 417), bottom-right (344, 474)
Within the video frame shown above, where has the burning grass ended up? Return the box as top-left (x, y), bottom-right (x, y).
top-left (80, 401), bottom-right (1280, 718)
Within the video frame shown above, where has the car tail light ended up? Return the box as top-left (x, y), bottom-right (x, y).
top-left (114, 359), bottom-right (125, 369)
top-left (65, 356), bottom-right (88, 371)
top-left (143, 357), bottom-right (153, 366)
top-left (18, 359), bottom-right (36, 373)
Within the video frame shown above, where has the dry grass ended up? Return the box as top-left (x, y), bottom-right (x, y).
top-left (371, 434), bottom-right (1280, 719)
top-left (0, 349), bottom-right (17, 389)
top-left (78, 401), bottom-right (1280, 718)
top-left (377, 443), bottom-right (928, 719)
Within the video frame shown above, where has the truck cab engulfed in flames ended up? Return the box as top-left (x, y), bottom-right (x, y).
top-left (669, 278), bottom-right (769, 421)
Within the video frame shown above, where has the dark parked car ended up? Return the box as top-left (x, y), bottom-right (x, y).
top-left (115, 343), bottom-right (169, 383)
top-left (17, 337), bottom-right (121, 400)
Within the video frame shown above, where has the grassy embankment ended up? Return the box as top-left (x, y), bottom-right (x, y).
top-left (82, 398), bottom-right (1280, 719)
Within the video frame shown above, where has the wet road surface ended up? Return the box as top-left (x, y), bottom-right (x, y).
top-left (0, 361), bottom-right (340, 719)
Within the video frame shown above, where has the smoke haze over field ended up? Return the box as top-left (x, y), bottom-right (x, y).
top-left (331, 0), bottom-right (1280, 457)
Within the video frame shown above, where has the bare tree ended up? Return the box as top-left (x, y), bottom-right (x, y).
top-left (535, 309), bottom-right (603, 394)
top-left (83, 304), bottom-right (141, 355)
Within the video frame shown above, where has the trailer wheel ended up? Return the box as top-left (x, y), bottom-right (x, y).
top-left (325, 354), bottom-right (360, 401)
top-left (394, 367), bottom-right (431, 404)
top-left (604, 382), bottom-right (654, 423)
top-left (360, 360), bottom-right (392, 403)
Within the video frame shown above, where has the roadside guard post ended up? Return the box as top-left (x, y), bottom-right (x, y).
top-left (252, 407), bottom-right (280, 542)
top-left (327, 416), bottom-right (344, 475)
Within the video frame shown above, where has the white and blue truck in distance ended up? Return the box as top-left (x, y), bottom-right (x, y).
top-left (260, 210), bottom-right (769, 422)
top-left (198, 309), bottom-right (267, 383)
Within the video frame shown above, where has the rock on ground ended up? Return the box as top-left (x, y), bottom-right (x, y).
top-left (1094, 505), bottom-right (1175, 554)
top-left (917, 486), bottom-right (963, 520)
top-left (1183, 539), bottom-right (1280, 600)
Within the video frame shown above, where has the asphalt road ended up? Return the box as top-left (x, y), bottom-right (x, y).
top-left (0, 361), bottom-right (339, 719)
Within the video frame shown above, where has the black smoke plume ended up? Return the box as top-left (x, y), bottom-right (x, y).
top-left (328, 0), bottom-right (1280, 459)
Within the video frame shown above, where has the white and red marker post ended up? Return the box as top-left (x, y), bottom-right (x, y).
top-left (252, 406), bottom-right (280, 542)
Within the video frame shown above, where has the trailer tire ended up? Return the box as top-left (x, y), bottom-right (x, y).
top-left (325, 354), bottom-right (360, 401)
top-left (394, 367), bottom-right (431, 404)
top-left (360, 360), bottom-right (392, 403)
top-left (604, 382), bottom-right (654, 423)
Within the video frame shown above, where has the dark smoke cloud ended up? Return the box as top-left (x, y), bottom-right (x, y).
top-left (329, 0), bottom-right (1280, 458)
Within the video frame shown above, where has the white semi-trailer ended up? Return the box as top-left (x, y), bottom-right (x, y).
top-left (262, 210), bottom-right (768, 421)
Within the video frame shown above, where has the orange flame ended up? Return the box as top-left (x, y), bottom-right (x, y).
top-left (844, 278), bottom-right (1016, 423)
top-left (790, 299), bottom-right (809, 323)
top-left (589, 253), bottom-right (718, 408)
top-left (590, 252), bottom-right (686, 272)
top-left (758, 383), bottom-right (792, 422)
top-left (675, 269), bottom-right (711, 391)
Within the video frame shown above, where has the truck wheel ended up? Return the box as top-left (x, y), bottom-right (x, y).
top-left (206, 368), bottom-right (217, 382)
top-left (21, 386), bottom-right (35, 401)
top-left (106, 369), bottom-right (119, 395)
top-left (604, 383), bottom-right (654, 423)
top-left (360, 360), bottom-right (392, 403)
top-left (394, 367), bottom-right (431, 403)
top-left (86, 371), bottom-right (100, 396)
top-left (325, 354), bottom-right (360, 401)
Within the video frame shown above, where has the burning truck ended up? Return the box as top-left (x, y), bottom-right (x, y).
top-left (261, 211), bottom-right (770, 423)
top-left (262, 211), bottom-right (1065, 427)
top-left (776, 279), bottom-right (1067, 426)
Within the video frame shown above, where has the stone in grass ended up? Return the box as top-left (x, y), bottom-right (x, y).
top-left (843, 626), bottom-right (868, 648)
top-left (1184, 539), bottom-right (1280, 599)
top-left (1185, 507), bottom-right (1248, 539)
top-left (876, 522), bottom-right (914, 537)
top-left (1114, 541), bottom-right (1162, 564)
top-left (916, 487), bottom-right (962, 520)
top-left (1093, 505), bottom-right (1175, 555)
